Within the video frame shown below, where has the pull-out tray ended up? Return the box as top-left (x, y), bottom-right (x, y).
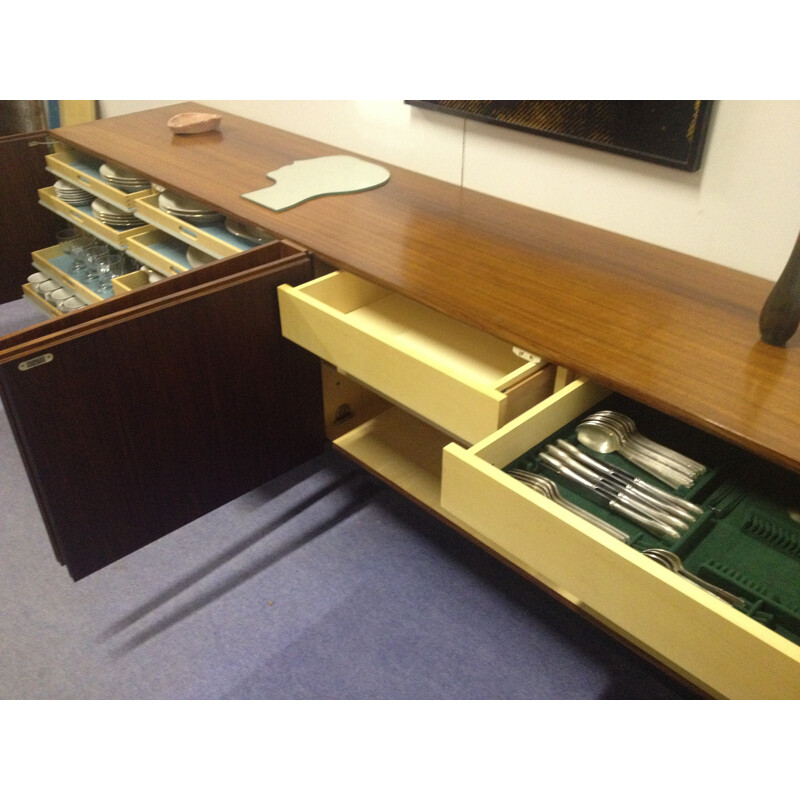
top-left (278, 270), bottom-right (555, 444)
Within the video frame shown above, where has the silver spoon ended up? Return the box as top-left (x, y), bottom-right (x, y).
top-left (592, 411), bottom-right (707, 476)
top-left (576, 419), bottom-right (696, 489)
top-left (582, 414), bottom-right (700, 480)
top-left (642, 549), bottom-right (747, 608)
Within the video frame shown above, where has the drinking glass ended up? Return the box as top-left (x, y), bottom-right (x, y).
top-left (66, 234), bottom-right (94, 275)
top-left (96, 253), bottom-right (126, 298)
top-left (80, 244), bottom-right (110, 290)
top-left (56, 228), bottom-right (81, 255)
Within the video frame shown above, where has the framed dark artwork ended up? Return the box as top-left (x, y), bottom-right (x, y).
top-left (406, 101), bottom-right (713, 172)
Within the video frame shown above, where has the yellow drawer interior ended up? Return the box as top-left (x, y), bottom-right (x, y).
top-left (126, 229), bottom-right (192, 275)
top-left (279, 271), bottom-right (554, 444)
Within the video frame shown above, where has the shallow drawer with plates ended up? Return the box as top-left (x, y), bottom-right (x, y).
top-left (38, 187), bottom-right (152, 249)
top-left (440, 378), bottom-right (800, 698)
top-left (278, 271), bottom-right (555, 444)
top-left (133, 195), bottom-right (260, 259)
top-left (45, 149), bottom-right (154, 211)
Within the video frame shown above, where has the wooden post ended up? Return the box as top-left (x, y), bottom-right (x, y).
top-left (759, 229), bottom-right (800, 346)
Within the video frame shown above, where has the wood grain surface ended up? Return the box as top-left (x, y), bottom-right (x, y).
top-left (49, 103), bottom-right (800, 474)
top-left (0, 130), bottom-right (64, 302)
top-left (0, 254), bottom-right (323, 579)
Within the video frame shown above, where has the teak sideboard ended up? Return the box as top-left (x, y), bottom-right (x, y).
top-left (2, 102), bottom-right (800, 699)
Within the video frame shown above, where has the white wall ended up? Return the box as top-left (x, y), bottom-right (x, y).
top-left (99, 100), bottom-right (800, 281)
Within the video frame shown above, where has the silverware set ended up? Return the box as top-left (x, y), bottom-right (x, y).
top-left (505, 408), bottom-right (754, 609)
top-left (576, 410), bottom-right (706, 489)
top-left (508, 469), bottom-right (631, 543)
top-left (536, 438), bottom-right (703, 540)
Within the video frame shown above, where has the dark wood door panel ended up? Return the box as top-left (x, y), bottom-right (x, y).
top-left (0, 257), bottom-right (324, 579)
top-left (0, 131), bottom-right (63, 303)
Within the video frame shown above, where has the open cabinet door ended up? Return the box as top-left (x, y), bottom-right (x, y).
top-left (0, 130), bottom-right (64, 302)
top-left (0, 249), bottom-right (324, 579)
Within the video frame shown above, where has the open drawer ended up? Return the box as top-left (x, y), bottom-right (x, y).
top-left (45, 149), bottom-right (154, 211)
top-left (133, 195), bottom-right (252, 259)
top-left (278, 270), bottom-right (555, 444)
top-left (23, 283), bottom-right (62, 318)
top-left (32, 244), bottom-right (103, 305)
top-left (38, 187), bottom-right (152, 248)
top-left (440, 378), bottom-right (800, 698)
top-left (125, 229), bottom-right (195, 275)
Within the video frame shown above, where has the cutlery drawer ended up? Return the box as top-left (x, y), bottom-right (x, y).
top-left (32, 244), bottom-right (103, 305)
top-left (278, 270), bottom-right (555, 444)
top-left (126, 229), bottom-right (193, 275)
top-left (440, 378), bottom-right (800, 698)
top-left (133, 195), bottom-right (246, 259)
top-left (38, 187), bottom-right (152, 249)
top-left (45, 150), bottom-right (154, 211)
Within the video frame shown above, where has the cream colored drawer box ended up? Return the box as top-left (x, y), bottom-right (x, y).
top-left (278, 270), bottom-right (555, 444)
top-left (133, 195), bottom-right (243, 259)
top-left (440, 378), bottom-right (800, 699)
top-left (38, 187), bottom-right (152, 249)
top-left (45, 150), bottom-right (153, 212)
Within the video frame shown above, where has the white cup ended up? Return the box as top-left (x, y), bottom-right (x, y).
top-left (36, 280), bottom-right (59, 296)
top-left (49, 288), bottom-right (75, 303)
top-left (58, 297), bottom-right (87, 312)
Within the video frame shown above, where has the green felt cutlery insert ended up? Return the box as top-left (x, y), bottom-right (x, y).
top-left (504, 393), bottom-right (800, 643)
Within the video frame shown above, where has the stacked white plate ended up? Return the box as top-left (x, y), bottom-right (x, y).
top-left (91, 198), bottom-right (140, 228)
top-left (186, 246), bottom-right (217, 269)
top-left (99, 162), bottom-right (151, 192)
top-left (157, 191), bottom-right (223, 226)
top-left (224, 217), bottom-right (274, 244)
top-left (54, 179), bottom-right (93, 206)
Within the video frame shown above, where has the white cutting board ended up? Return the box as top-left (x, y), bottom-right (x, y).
top-left (242, 155), bottom-right (390, 211)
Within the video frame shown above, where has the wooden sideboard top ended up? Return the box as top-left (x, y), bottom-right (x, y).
top-left (51, 102), bottom-right (800, 473)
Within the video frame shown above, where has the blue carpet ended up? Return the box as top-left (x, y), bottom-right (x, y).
top-left (0, 299), bottom-right (697, 699)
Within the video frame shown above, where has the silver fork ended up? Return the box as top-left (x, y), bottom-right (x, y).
top-left (508, 469), bottom-right (631, 543)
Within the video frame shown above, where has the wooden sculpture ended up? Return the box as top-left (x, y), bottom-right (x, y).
top-left (759, 228), bottom-right (800, 346)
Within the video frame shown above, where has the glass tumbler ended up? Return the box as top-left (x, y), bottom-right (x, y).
top-left (96, 253), bottom-right (125, 298)
top-left (81, 244), bottom-right (110, 290)
top-left (56, 227), bottom-right (81, 255)
top-left (70, 236), bottom-right (97, 277)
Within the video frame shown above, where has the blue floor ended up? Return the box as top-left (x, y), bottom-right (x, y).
top-left (0, 297), bottom-right (697, 699)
